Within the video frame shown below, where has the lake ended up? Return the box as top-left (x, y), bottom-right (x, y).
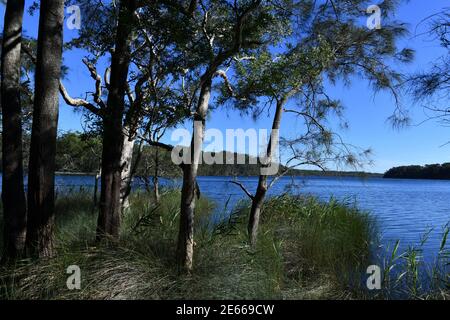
top-left (18, 175), bottom-right (450, 259)
top-left (196, 176), bottom-right (450, 260)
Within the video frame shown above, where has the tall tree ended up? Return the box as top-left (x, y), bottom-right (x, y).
top-left (1, 0), bottom-right (27, 260)
top-left (26, 0), bottom-right (65, 257)
top-left (62, 0), bottom-right (189, 230)
top-left (96, 0), bottom-right (137, 240)
top-left (165, 0), bottom-right (293, 272)
top-left (223, 0), bottom-right (413, 246)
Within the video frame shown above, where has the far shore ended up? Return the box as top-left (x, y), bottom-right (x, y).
top-left (52, 171), bottom-right (384, 178)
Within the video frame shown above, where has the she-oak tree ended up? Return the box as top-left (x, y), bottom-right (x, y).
top-left (221, 0), bottom-right (413, 246)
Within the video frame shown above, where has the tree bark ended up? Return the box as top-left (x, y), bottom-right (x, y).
top-left (26, 0), bottom-right (64, 258)
top-left (153, 147), bottom-right (160, 203)
top-left (248, 99), bottom-right (284, 246)
top-left (93, 168), bottom-right (101, 208)
top-left (177, 78), bottom-right (212, 273)
top-left (120, 132), bottom-right (135, 213)
top-left (96, 0), bottom-right (136, 240)
top-left (1, 0), bottom-right (27, 260)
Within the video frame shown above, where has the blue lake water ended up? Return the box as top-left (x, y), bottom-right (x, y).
top-left (11, 175), bottom-right (450, 259)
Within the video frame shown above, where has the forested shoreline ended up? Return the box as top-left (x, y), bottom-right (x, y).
top-left (0, 131), bottom-right (382, 177)
top-left (384, 163), bottom-right (450, 180)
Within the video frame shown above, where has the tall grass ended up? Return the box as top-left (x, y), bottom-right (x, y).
top-left (375, 225), bottom-right (449, 299)
top-left (253, 195), bottom-right (375, 299)
top-left (0, 190), bottom-right (446, 300)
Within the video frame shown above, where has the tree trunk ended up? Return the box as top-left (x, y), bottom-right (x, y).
top-left (153, 147), bottom-right (160, 203)
top-left (120, 131), bottom-right (135, 213)
top-left (177, 78), bottom-right (212, 272)
top-left (26, 0), bottom-right (64, 258)
top-left (96, 0), bottom-right (136, 241)
top-left (248, 176), bottom-right (268, 246)
top-left (1, 0), bottom-right (27, 260)
top-left (93, 168), bottom-right (101, 208)
top-left (248, 99), bottom-right (284, 246)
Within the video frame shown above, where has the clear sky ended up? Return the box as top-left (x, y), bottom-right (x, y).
top-left (1, 0), bottom-right (449, 173)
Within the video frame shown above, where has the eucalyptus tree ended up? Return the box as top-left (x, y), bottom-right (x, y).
top-left (63, 0), bottom-right (139, 239)
top-left (221, 0), bottom-right (414, 246)
top-left (1, 0), bottom-right (27, 260)
top-left (128, 79), bottom-right (187, 204)
top-left (158, 0), bottom-right (295, 272)
top-left (62, 0), bottom-right (137, 220)
top-left (134, 113), bottom-right (184, 203)
top-left (93, 0), bottom-right (138, 239)
top-left (62, 0), bottom-right (188, 237)
top-left (26, 0), bottom-right (65, 257)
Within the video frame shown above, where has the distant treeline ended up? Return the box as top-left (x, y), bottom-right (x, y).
top-left (384, 163), bottom-right (450, 180)
top-left (0, 131), bottom-right (380, 178)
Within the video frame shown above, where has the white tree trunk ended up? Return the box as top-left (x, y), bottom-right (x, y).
top-left (177, 78), bottom-right (212, 272)
top-left (120, 129), bottom-right (135, 214)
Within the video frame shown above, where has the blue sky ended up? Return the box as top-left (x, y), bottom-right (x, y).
top-left (1, 0), bottom-right (449, 173)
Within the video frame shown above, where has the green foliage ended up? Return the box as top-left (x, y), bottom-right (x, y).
top-left (408, 7), bottom-right (448, 102)
top-left (0, 131), bottom-right (100, 173)
top-left (257, 195), bottom-right (374, 289)
top-left (55, 132), bottom-right (102, 173)
top-left (384, 162), bottom-right (450, 179)
top-left (216, 0), bottom-right (412, 172)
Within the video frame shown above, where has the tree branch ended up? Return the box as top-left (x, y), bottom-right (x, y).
top-left (59, 82), bottom-right (102, 116)
top-left (229, 180), bottom-right (255, 200)
top-left (82, 58), bottom-right (106, 109)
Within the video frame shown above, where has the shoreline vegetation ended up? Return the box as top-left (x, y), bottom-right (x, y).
top-left (0, 189), bottom-right (448, 300)
top-left (1, 131), bottom-right (383, 178)
top-left (50, 170), bottom-right (383, 178)
top-left (384, 163), bottom-right (450, 180)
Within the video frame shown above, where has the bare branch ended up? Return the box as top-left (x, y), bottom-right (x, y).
top-left (215, 69), bottom-right (234, 96)
top-left (284, 108), bottom-right (326, 132)
top-left (229, 180), bottom-right (255, 200)
top-left (82, 58), bottom-right (106, 109)
top-left (59, 81), bottom-right (102, 116)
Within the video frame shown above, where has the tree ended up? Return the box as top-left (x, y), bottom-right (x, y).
top-left (1, 0), bottom-right (27, 260)
top-left (59, 0), bottom-right (143, 238)
top-left (222, 0), bottom-right (413, 246)
top-left (135, 144), bottom-right (181, 202)
top-left (407, 7), bottom-right (449, 126)
top-left (96, 0), bottom-right (137, 240)
top-left (62, 0), bottom-right (192, 231)
top-left (26, 0), bottom-right (65, 257)
top-left (159, 0), bottom-right (294, 272)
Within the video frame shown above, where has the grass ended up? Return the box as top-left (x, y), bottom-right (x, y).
top-left (375, 225), bottom-right (450, 300)
top-left (0, 189), bottom-right (448, 300)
